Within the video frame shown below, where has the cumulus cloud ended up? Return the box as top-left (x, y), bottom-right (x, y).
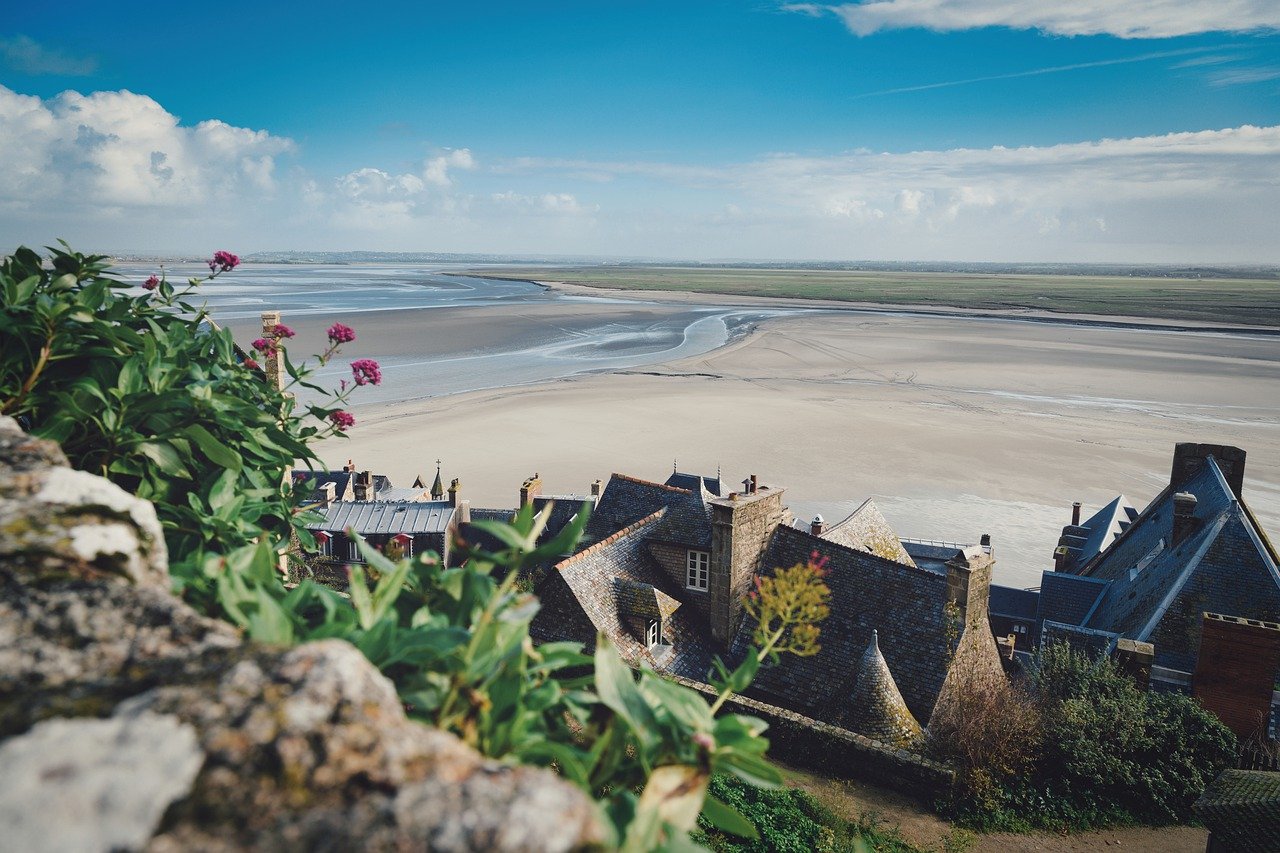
top-left (0, 85), bottom-right (293, 214)
top-left (787, 1), bottom-right (1280, 38)
top-left (423, 148), bottom-right (475, 186)
top-left (0, 35), bottom-right (97, 76)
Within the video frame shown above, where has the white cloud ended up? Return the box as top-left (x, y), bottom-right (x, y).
top-left (423, 148), bottom-right (475, 186)
top-left (0, 35), bottom-right (97, 76)
top-left (791, 1), bottom-right (1280, 38)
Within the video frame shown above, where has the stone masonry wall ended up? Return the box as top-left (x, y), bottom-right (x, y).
top-left (668, 676), bottom-right (956, 804)
top-left (0, 417), bottom-right (602, 852)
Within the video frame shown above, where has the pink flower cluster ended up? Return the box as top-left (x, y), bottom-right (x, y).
top-left (329, 410), bottom-right (356, 431)
top-left (251, 321), bottom-right (297, 358)
top-left (208, 250), bottom-right (240, 273)
top-left (350, 358), bottom-right (382, 386)
top-left (326, 322), bottom-right (356, 344)
top-left (143, 275), bottom-right (160, 291)
top-left (272, 323), bottom-right (295, 339)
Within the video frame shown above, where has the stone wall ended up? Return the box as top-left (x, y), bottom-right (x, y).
top-left (0, 417), bottom-right (602, 852)
top-left (668, 675), bottom-right (956, 804)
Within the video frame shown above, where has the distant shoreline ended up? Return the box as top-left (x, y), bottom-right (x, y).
top-left (450, 271), bottom-right (1280, 337)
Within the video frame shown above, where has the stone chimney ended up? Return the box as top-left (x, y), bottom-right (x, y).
top-left (457, 499), bottom-right (471, 525)
top-left (1111, 638), bottom-right (1154, 690)
top-left (448, 478), bottom-right (460, 507)
top-left (1171, 443), bottom-right (1246, 498)
top-left (707, 486), bottom-right (786, 644)
top-left (344, 459), bottom-right (355, 473)
top-left (260, 311), bottom-right (286, 391)
top-left (318, 481), bottom-right (336, 508)
top-left (353, 470), bottom-right (374, 502)
top-left (944, 544), bottom-right (995, 631)
top-left (810, 514), bottom-right (825, 536)
top-left (1172, 492), bottom-right (1199, 544)
top-left (591, 479), bottom-right (604, 499)
top-left (520, 473), bottom-right (542, 508)
top-left (1071, 502), bottom-right (1082, 526)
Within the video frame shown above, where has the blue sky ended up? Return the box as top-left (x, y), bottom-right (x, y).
top-left (2, 1), bottom-right (1278, 261)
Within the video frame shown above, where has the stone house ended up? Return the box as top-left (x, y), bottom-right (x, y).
top-left (531, 469), bottom-right (1002, 739)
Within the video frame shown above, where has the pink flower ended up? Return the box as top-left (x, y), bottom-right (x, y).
top-left (143, 275), bottom-right (160, 290)
top-left (251, 338), bottom-right (277, 357)
top-left (242, 357), bottom-right (261, 371)
top-left (329, 410), bottom-right (356, 430)
top-left (350, 358), bottom-right (382, 386)
top-left (208, 250), bottom-right (240, 273)
top-left (326, 322), bottom-right (356, 344)
top-left (271, 323), bottom-right (295, 339)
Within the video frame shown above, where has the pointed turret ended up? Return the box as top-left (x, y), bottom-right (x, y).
top-left (430, 459), bottom-right (445, 501)
top-left (846, 630), bottom-right (923, 748)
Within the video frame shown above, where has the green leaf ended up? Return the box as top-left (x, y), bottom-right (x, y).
top-left (714, 750), bottom-right (782, 789)
top-left (208, 468), bottom-right (237, 512)
top-left (701, 794), bottom-right (759, 839)
top-left (137, 441), bottom-right (192, 479)
top-left (594, 635), bottom-right (659, 752)
top-left (246, 584), bottom-right (295, 644)
top-left (184, 423), bottom-right (241, 471)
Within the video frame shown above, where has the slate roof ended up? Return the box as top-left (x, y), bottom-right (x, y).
top-left (614, 577), bottom-right (681, 620)
top-left (845, 630), bottom-right (924, 747)
top-left (666, 471), bottom-right (722, 496)
top-left (1038, 573), bottom-right (1108, 627)
top-left (380, 486), bottom-right (431, 502)
top-left (309, 500), bottom-right (454, 535)
top-left (1056, 496), bottom-right (1138, 571)
top-left (988, 585), bottom-right (1040, 621)
top-left (818, 499), bottom-right (917, 568)
top-left (1193, 770), bottom-right (1280, 851)
top-left (1040, 621), bottom-right (1119, 658)
top-left (731, 525), bottom-right (954, 725)
top-left (585, 474), bottom-right (699, 544)
top-left (292, 469), bottom-right (353, 501)
top-left (1080, 458), bottom-right (1280, 671)
top-left (532, 510), bottom-right (717, 681)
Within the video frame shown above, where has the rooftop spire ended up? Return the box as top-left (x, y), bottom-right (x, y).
top-left (845, 629), bottom-right (923, 748)
top-left (430, 459), bottom-right (444, 500)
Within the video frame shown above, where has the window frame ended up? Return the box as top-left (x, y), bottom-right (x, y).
top-left (686, 549), bottom-right (709, 591)
top-left (315, 531), bottom-right (332, 558)
top-left (347, 538), bottom-right (363, 562)
top-left (646, 619), bottom-right (661, 647)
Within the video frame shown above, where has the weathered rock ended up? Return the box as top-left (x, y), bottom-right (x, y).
top-left (0, 416), bottom-right (167, 587)
top-left (0, 417), bottom-right (606, 851)
top-left (0, 712), bottom-right (204, 853)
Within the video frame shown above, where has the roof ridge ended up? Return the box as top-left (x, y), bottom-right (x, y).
top-left (555, 508), bottom-right (666, 571)
top-left (610, 473), bottom-right (693, 494)
top-left (779, 524), bottom-right (942, 578)
top-left (1080, 481), bottom-right (1175, 576)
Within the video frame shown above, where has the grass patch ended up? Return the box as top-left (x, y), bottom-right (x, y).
top-left (475, 266), bottom-right (1280, 327)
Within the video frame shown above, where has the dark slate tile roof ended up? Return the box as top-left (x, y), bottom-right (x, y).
top-left (309, 500), bottom-right (455, 535)
top-left (532, 510), bottom-right (717, 682)
top-left (292, 469), bottom-right (353, 501)
top-left (647, 489), bottom-right (713, 549)
top-left (1039, 620), bottom-right (1119, 658)
top-left (731, 525), bottom-right (952, 725)
top-left (818, 499), bottom-right (916, 568)
top-left (1074, 457), bottom-right (1280, 670)
top-left (989, 584), bottom-right (1040, 620)
top-left (585, 474), bottom-right (693, 543)
top-left (901, 541), bottom-right (962, 575)
top-left (1037, 572), bottom-right (1108, 627)
top-left (1193, 769), bottom-right (1280, 851)
top-left (665, 471), bottom-right (722, 496)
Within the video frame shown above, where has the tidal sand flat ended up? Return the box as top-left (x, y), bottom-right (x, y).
top-left (229, 276), bottom-right (1280, 589)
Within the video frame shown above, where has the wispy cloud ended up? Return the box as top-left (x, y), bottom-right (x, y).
top-left (788, 1), bottom-right (1280, 39)
top-left (1208, 66), bottom-right (1280, 87)
top-left (852, 47), bottom-right (1215, 98)
top-left (0, 35), bottom-right (96, 76)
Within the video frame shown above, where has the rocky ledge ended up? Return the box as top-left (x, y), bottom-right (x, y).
top-left (0, 416), bottom-right (604, 852)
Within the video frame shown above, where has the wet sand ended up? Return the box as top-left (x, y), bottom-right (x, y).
top-left (257, 290), bottom-right (1280, 589)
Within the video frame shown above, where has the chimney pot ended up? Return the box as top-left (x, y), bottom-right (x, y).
top-left (810, 514), bottom-right (825, 536)
top-left (448, 478), bottom-right (460, 507)
top-left (591, 479), bottom-right (604, 498)
top-left (1071, 502), bottom-right (1082, 526)
top-left (1172, 491), bottom-right (1199, 544)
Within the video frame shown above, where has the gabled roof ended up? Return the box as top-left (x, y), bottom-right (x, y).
top-left (585, 474), bottom-right (697, 543)
top-left (845, 630), bottom-right (923, 747)
top-left (1038, 572), bottom-right (1108, 627)
top-left (532, 510), bottom-right (716, 681)
top-left (1076, 457), bottom-right (1280, 670)
top-left (818, 499), bottom-right (916, 568)
top-left (614, 577), bottom-right (681, 620)
top-left (1058, 495), bottom-right (1138, 570)
top-left (308, 500), bottom-right (454, 535)
top-left (665, 471), bottom-right (722, 497)
top-left (732, 525), bottom-right (954, 724)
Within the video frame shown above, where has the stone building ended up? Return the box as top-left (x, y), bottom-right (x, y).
top-left (532, 469), bottom-right (1002, 735)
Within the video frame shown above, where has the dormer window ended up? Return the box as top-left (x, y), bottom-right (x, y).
top-left (314, 531), bottom-right (332, 558)
top-left (347, 539), bottom-right (363, 562)
top-left (646, 619), bottom-right (661, 647)
top-left (686, 550), bottom-right (709, 591)
top-left (391, 532), bottom-right (414, 559)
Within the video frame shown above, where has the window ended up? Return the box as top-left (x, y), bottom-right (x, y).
top-left (347, 539), bottom-right (362, 562)
top-left (315, 531), bottom-right (332, 558)
top-left (686, 550), bottom-right (709, 591)
top-left (391, 533), bottom-right (413, 558)
top-left (646, 620), bottom-right (661, 647)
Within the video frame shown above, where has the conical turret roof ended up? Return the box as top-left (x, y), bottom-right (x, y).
top-left (846, 630), bottom-right (923, 748)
